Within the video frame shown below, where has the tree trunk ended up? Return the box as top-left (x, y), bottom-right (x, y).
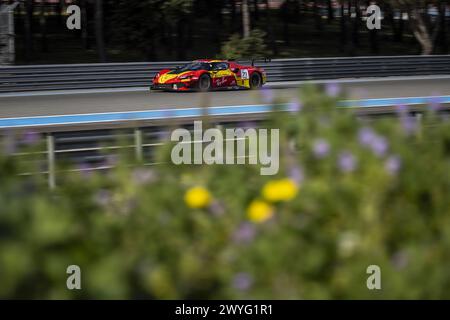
top-left (410, 7), bottom-right (434, 55)
top-left (24, 0), bottom-right (33, 62)
top-left (253, 0), bottom-right (259, 21)
top-left (177, 15), bottom-right (186, 60)
top-left (40, 1), bottom-right (48, 53)
top-left (59, 0), bottom-right (65, 26)
top-left (437, 2), bottom-right (448, 53)
top-left (264, 0), bottom-right (277, 55)
top-left (81, 0), bottom-right (89, 49)
top-left (397, 12), bottom-right (405, 42)
top-left (95, 0), bottom-right (107, 62)
top-left (313, 0), bottom-right (323, 31)
top-left (242, 0), bottom-right (251, 37)
top-left (213, 0), bottom-right (223, 52)
top-left (327, 0), bottom-right (334, 23)
top-left (351, 0), bottom-right (359, 47)
top-left (347, 1), bottom-right (354, 54)
top-left (340, 1), bottom-right (347, 51)
top-left (281, 1), bottom-right (290, 45)
top-left (230, 0), bottom-right (238, 33)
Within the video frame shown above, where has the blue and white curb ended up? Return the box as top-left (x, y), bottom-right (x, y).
top-left (0, 96), bottom-right (448, 129)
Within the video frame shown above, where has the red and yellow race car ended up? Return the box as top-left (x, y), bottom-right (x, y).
top-left (150, 59), bottom-right (267, 91)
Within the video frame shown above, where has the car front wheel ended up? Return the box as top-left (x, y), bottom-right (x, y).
top-left (197, 74), bottom-right (211, 92)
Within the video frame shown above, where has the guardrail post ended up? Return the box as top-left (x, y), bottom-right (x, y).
top-left (47, 133), bottom-right (56, 190)
top-left (134, 128), bottom-right (143, 162)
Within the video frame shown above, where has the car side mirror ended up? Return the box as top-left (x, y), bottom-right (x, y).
top-left (232, 68), bottom-right (239, 73)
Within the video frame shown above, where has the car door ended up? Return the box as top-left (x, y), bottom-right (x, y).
top-left (210, 62), bottom-right (236, 88)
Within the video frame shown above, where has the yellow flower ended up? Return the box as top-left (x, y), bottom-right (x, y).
top-left (262, 178), bottom-right (299, 202)
top-left (184, 186), bottom-right (212, 209)
top-left (247, 200), bottom-right (274, 223)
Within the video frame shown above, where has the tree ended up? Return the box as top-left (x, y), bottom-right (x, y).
top-left (327, 0), bottom-right (334, 22)
top-left (389, 0), bottom-right (441, 55)
top-left (111, 0), bottom-right (161, 60)
top-left (80, 0), bottom-right (89, 50)
top-left (340, 0), bottom-right (348, 51)
top-left (280, 0), bottom-right (291, 45)
top-left (161, 0), bottom-right (194, 60)
top-left (436, 1), bottom-right (448, 53)
top-left (220, 29), bottom-right (269, 59)
top-left (58, 0), bottom-right (66, 26)
top-left (95, 0), bottom-right (107, 62)
top-left (313, 0), bottom-right (323, 31)
top-left (264, 0), bottom-right (277, 55)
top-left (350, 0), bottom-right (360, 55)
top-left (24, 0), bottom-right (33, 62)
top-left (242, 0), bottom-right (251, 37)
top-left (39, 1), bottom-right (48, 53)
top-left (229, 0), bottom-right (239, 33)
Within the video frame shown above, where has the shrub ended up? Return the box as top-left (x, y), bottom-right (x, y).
top-left (220, 29), bottom-right (270, 60)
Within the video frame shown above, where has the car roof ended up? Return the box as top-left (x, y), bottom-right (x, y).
top-left (194, 59), bottom-right (227, 63)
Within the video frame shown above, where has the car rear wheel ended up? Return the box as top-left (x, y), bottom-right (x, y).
top-left (197, 74), bottom-right (211, 92)
top-left (250, 72), bottom-right (262, 89)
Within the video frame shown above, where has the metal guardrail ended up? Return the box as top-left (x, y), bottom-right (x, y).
top-left (7, 103), bottom-right (450, 188)
top-left (2, 55), bottom-right (450, 93)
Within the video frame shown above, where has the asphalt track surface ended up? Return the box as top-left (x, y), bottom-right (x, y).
top-left (0, 77), bottom-right (449, 118)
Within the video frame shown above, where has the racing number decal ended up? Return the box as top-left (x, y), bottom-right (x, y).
top-left (237, 69), bottom-right (250, 88)
top-left (241, 69), bottom-right (249, 80)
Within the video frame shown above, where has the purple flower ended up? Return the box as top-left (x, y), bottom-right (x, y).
top-left (132, 168), bottom-right (156, 185)
top-left (94, 189), bottom-right (112, 207)
top-left (358, 127), bottom-right (376, 146)
top-left (338, 151), bottom-right (357, 173)
top-left (396, 104), bottom-right (409, 116)
top-left (22, 131), bottom-right (40, 145)
top-left (385, 155), bottom-right (401, 175)
top-left (240, 121), bottom-right (257, 129)
top-left (289, 166), bottom-right (304, 185)
top-left (260, 87), bottom-right (274, 103)
top-left (391, 251), bottom-right (409, 270)
top-left (312, 139), bottom-right (330, 158)
top-left (209, 200), bottom-right (225, 216)
top-left (103, 154), bottom-right (119, 167)
top-left (232, 222), bottom-right (256, 244)
top-left (370, 135), bottom-right (389, 157)
top-left (288, 98), bottom-right (302, 113)
top-left (232, 273), bottom-right (253, 291)
top-left (325, 82), bottom-right (341, 97)
top-left (429, 96), bottom-right (442, 113)
top-left (77, 163), bottom-right (94, 177)
top-left (3, 134), bottom-right (16, 155)
top-left (157, 130), bottom-right (171, 142)
top-left (401, 116), bottom-right (418, 135)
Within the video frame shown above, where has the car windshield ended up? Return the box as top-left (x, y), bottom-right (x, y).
top-left (172, 62), bottom-right (211, 73)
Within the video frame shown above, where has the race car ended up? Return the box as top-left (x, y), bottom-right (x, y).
top-left (150, 59), bottom-right (267, 92)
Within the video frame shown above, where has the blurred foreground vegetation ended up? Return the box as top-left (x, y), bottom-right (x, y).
top-left (0, 86), bottom-right (449, 299)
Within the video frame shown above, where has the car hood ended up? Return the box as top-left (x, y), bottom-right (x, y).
top-left (158, 70), bottom-right (199, 83)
